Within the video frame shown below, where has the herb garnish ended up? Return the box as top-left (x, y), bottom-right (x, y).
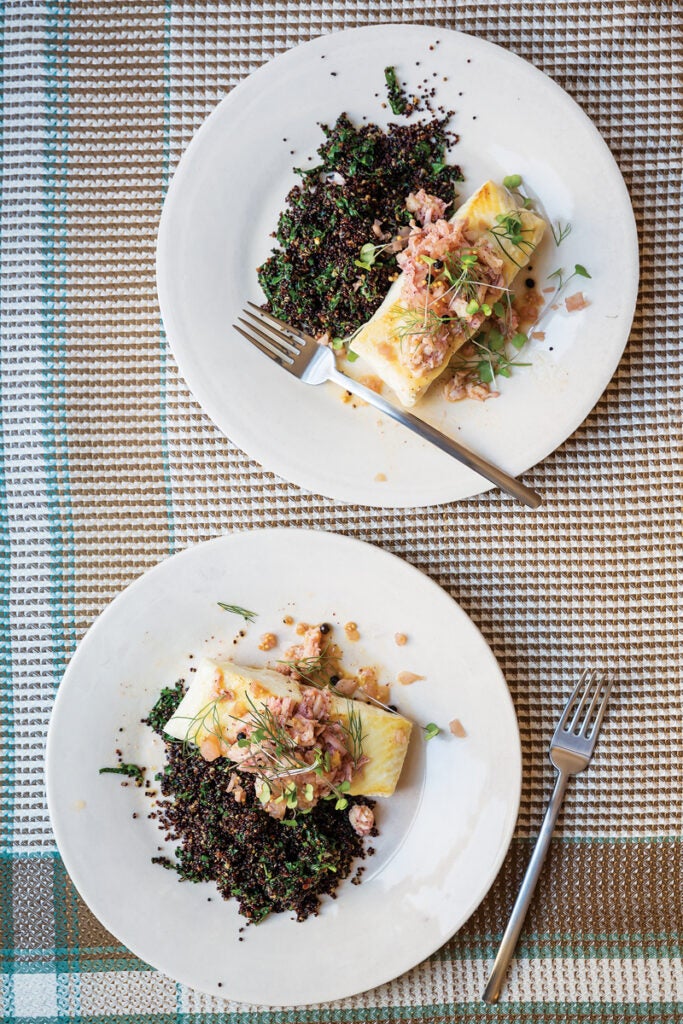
top-left (384, 65), bottom-right (408, 115)
top-left (217, 602), bottom-right (257, 623)
top-left (502, 173), bottom-right (522, 190)
top-left (546, 263), bottom-right (592, 304)
top-left (551, 220), bottom-right (572, 246)
top-left (423, 723), bottom-right (440, 741)
top-left (99, 763), bottom-right (144, 785)
top-left (355, 240), bottom-right (392, 272)
top-left (145, 680), bottom-right (185, 736)
top-left (451, 326), bottom-right (531, 385)
top-left (488, 210), bottom-right (537, 268)
top-left (277, 646), bottom-right (336, 688)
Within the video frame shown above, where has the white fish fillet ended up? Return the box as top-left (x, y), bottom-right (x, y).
top-left (350, 179), bottom-right (546, 407)
top-left (164, 657), bottom-right (412, 798)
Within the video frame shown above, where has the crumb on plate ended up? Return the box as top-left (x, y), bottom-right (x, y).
top-left (397, 671), bottom-right (423, 685)
top-left (258, 632), bottom-right (277, 652)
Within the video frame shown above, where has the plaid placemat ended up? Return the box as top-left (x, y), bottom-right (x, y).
top-left (1, 0), bottom-right (681, 1020)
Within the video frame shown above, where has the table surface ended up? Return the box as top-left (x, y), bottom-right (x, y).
top-left (1, 1), bottom-right (681, 1021)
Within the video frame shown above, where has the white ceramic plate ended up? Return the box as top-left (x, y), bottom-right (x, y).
top-left (47, 529), bottom-right (520, 1005)
top-left (157, 25), bottom-right (638, 507)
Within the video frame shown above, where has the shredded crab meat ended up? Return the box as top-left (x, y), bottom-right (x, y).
top-left (226, 772), bottom-right (246, 804)
top-left (444, 371), bottom-right (499, 403)
top-left (348, 804), bottom-right (375, 836)
top-left (405, 188), bottom-right (450, 225)
top-left (334, 677), bottom-right (358, 697)
top-left (396, 217), bottom-right (506, 374)
top-left (277, 624), bottom-right (325, 680)
top-left (206, 677), bottom-right (369, 821)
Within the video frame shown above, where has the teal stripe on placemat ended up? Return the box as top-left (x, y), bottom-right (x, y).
top-left (43, 3), bottom-right (80, 1017)
top-left (0, 5), bottom-right (15, 1018)
top-left (159, 0), bottom-right (175, 554)
top-left (4, 847), bottom-right (681, 970)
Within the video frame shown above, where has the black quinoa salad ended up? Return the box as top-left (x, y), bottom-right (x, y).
top-left (257, 89), bottom-right (463, 349)
top-left (143, 680), bottom-right (377, 924)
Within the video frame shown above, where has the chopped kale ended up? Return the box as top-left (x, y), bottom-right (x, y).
top-left (99, 763), bottom-right (144, 784)
top-left (150, 740), bottom-right (374, 922)
top-left (144, 680), bottom-right (186, 737)
top-left (384, 65), bottom-right (407, 115)
top-left (257, 112), bottom-right (462, 343)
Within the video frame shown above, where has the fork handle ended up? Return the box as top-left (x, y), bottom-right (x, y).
top-left (482, 770), bottom-right (570, 1003)
top-left (330, 370), bottom-right (542, 509)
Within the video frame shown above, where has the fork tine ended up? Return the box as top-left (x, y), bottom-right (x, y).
top-left (246, 301), bottom-right (310, 343)
top-left (585, 674), bottom-right (613, 741)
top-left (241, 309), bottom-right (301, 355)
top-left (579, 671), bottom-right (607, 736)
top-left (567, 668), bottom-right (599, 733)
top-left (555, 669), bottom-right (589, 732)
top-left (236, 317), bottom-right (294, 362)
top-left (233, 323), bottom-right (287, 364)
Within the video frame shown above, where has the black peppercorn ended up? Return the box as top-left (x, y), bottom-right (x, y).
top-left (237, 731), bottom-right (246, 741)
top-left (433, 259), bottom-right (444, 269)
top-left (320, 622), bottom-right (331, 634)
top-left (525, 278), bottom-right (535, 288)
top-left (329, 675), bottom-right (340, 685)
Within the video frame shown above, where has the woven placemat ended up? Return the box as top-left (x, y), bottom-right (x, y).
top-left (1, 1), bottom-right (681, 1020)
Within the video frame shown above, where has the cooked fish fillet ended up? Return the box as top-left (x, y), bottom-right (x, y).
top-left (350, 180), bottom-right (546, 407)
top-left (164, 657), bottom-right (412, 798)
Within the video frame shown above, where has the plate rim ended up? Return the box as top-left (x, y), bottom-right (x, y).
top-left (46, 526), bottom-right (522, 1003)
top-left (156, 23), bottom-right (639, 508)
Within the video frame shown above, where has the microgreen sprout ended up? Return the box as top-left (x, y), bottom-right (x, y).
top-left (488, 210), bottom-right (537, 268)
top-left (355, 240), bottom-right (391, 271)
top-left (546, 263), bottom-right (592, 304)
top-left (450, 309), bottom-right (532, 387)
top-left (423, 723), bottom-right (440, 741)
top-left (217, 602), bottom-right (257, 623)
top-left (503, 173), bottom-right (522, 190)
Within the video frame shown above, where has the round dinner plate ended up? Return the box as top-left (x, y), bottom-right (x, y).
top-left (157, 25), bottom-right (638, 507)
top-left (47, 529), bottom-right (521, 1005)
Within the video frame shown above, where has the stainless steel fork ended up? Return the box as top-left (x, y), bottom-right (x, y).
top-left (482, 668), bottom-right (613, 1003)
top-left (233, 304), bottom-right (542, 509)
